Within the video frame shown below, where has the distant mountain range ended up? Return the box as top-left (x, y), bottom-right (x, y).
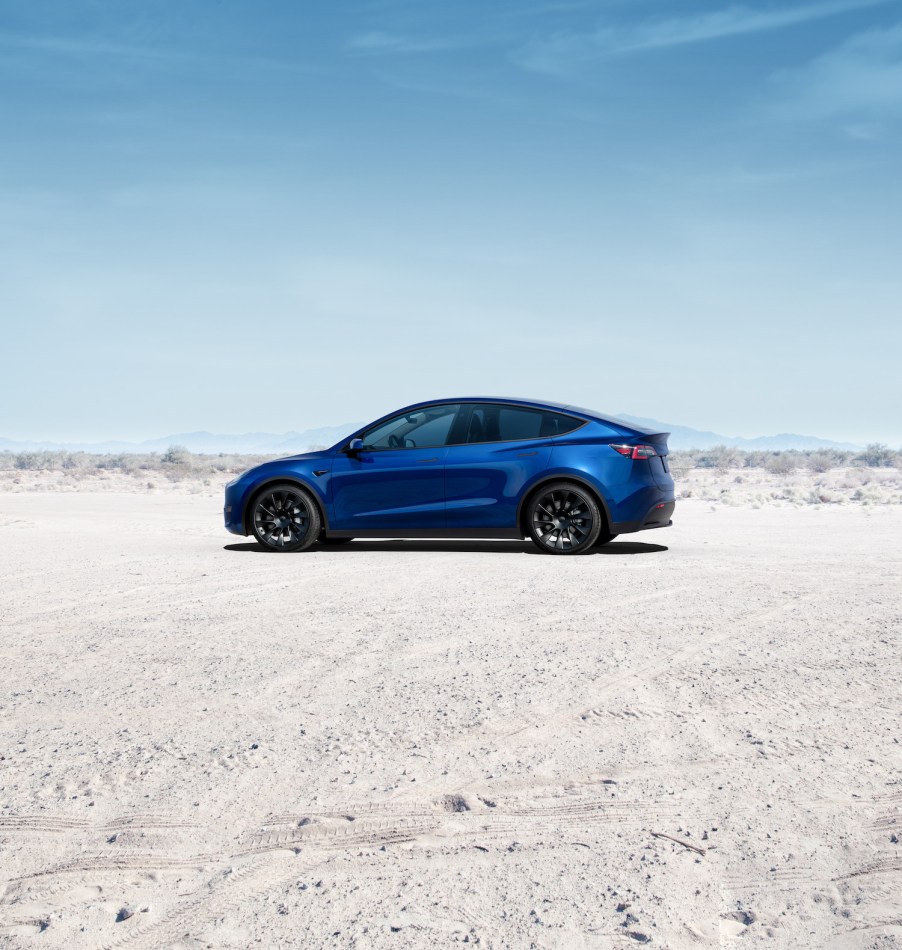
top-left (615, 415), bottom-right (861, 451)
top-left (0, 416), bottom-right (861, 455)
top-left (0, 424), bottom-right (362, 456)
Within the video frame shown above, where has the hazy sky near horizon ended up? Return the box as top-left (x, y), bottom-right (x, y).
top-left (2, 0), bottom-right (901, 444)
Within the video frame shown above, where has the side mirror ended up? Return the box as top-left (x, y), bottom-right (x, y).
top-left (345, 438), bottom-right (364, 455)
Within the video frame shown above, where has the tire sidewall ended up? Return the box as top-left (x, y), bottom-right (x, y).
top-left (250, 482), bottom-right (322, 552)
top-left (527, 481), bottom-right (603, 555)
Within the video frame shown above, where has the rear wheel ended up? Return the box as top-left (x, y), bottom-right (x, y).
top-left (250, 483), bottom-right (320, 552)
top-left (527, 482), bottom-right (602, 555)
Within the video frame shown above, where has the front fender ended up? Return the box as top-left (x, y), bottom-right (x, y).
top-left (238, 470), bottom-right (330, 534)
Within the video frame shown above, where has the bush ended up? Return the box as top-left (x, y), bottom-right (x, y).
top-left (14, 452), bottom-right (47, 471)
top-left (666, 453), bottom-right (696, 478)
top-left (161, 445), bottom-right (192, 466)
top-left (764, 452), bottom-right (801, 475)
top-left (695, 445), bottom-right (744, 471)
top-left (97, 453), bottom-right (129, 471)
top-left (807, 450), bottom-right (841, 473)
top-left (858, 443), bottom-right (897, 468)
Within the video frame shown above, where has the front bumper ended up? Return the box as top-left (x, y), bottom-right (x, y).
top-left (223, 481), bottom-right (249, 535)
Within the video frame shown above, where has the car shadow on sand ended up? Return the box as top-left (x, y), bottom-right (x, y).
top-left (223, 539), bottom-right (668, 556)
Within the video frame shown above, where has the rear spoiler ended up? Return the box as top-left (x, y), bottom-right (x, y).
top-left (629, 432), bottom-right (671, 455)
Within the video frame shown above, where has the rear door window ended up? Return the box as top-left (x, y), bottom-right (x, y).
top-left (462, 405), bottom-right (584, 443)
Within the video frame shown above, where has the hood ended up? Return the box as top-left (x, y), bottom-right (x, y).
top-left (280, 449), bottom-right (333, 462)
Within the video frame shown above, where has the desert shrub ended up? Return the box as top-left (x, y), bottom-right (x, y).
top-left (161, 445), bottom-right (192, 466)
top-left (695, 445), bottom-right (744, 471)
top-left (666, 453), bottom-right (695, 478)
top-left (857, 443), bottom-right (897, 468)
top-left (742, 451), bottom-right (769, 469)
top-left (764, 452), bottom-right (800, 475)
top-left (14, 452), bottom-right (47, 471)
top-left (806, 450), bottom-right (841, 473)
top-left (97, 453), bottom-right (130, 471)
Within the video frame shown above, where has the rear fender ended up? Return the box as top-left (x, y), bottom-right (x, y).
top-left (516, 472), bottom-right (612, 537)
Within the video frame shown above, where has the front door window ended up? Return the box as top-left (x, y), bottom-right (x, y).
top-left (362, 404), bottom-right (460, 450)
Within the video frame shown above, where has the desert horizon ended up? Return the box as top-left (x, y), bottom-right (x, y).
top-left (3, 443), bottom-right (901, 510)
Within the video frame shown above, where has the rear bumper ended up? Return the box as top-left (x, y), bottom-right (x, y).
top-left (611, 499), bottom-right (675, 535)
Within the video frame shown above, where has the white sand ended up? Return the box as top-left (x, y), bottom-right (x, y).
top-left (0, 493), bottom-right (900, 948)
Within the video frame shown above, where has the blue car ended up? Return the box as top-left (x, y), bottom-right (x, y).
top-left (224, 398), bottom-right (674, 555)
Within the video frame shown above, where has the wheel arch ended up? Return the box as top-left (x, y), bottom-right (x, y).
top-left (517, 473), bottom-right (612, 538)
top-left (243, 476), bottom-right (329, 535)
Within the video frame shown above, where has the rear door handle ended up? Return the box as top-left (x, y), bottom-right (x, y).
top-left (517, 451), bottom-right (538, 457)
top-left (417, 457), bottom-right (440, 463)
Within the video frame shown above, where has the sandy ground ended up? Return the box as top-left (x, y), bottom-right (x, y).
top-left (0, 494), bottom-right (900, 949)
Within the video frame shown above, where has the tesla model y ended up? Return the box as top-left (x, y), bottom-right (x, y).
top-left (224, 398), bottom-right (675, 555)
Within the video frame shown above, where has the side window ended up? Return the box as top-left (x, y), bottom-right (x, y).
top-left (540, 411), bottom-right (584, 437)
top-left (497, 407), bottom-right (544, 441)
top-left (362, 404), bottom-right (460, 450)
top-left (463, 405), bottom-right (584, 443)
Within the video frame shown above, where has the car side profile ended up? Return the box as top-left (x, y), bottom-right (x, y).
top-left (224, 398), bottom-right (675, 555)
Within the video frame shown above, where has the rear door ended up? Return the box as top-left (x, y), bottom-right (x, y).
top-left (444, 404), bottom-right (571, 529)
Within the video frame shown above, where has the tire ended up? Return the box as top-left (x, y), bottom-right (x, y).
top-left (250, 482), bottom-right (321, 552)
top-left (317, 535), bottom-right (354, 545)
top-left (526, 481), bottom-right (602, 554)
top-left (594, 530), bottom-right (619, 546)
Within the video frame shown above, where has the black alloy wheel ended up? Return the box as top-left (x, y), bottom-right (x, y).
top-left (251, 483), bottom-right (321, 552)
top-left (528, 482), bottom-right (602, 554)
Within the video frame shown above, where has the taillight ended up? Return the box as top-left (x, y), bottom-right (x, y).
top-left (611, 443), bottom-right (658, 459)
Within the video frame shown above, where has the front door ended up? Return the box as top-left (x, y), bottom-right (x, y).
top-left (329, 404), bottom-right (461, 531)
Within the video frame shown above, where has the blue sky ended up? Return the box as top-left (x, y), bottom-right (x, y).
top-left (2, 0), bottom-right (901, 444)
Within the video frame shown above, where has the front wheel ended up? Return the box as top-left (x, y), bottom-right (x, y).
top-left (527, 482), bottom-right (602, 554)
top-left (250, 483), bottom-right (321, 552)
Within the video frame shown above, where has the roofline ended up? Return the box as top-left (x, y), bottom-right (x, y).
top-left (331, 397), bottom-right (654, 449)
top-left (395, 396), bottom-right (573, 413)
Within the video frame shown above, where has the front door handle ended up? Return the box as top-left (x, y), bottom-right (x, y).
top-left (517, 451), bottom-right (538, 457)
top-left (416, 457), bottom-right (440, 463)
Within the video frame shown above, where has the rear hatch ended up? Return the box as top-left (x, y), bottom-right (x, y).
top-left (621, 429), bottom-right (672, 488)
top-left (643, 433), bottom-right (672, 488)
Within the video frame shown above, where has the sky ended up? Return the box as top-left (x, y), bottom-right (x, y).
top-left (2, 0), bottom-right (901, 444)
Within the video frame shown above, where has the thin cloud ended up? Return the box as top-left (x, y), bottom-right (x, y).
top-left (347, 31), bottom-right (473, 55)
top-left (0, 30), bottom-right (319, 74)
top-left (770, 22), bottom-right (902, 120)
top-left (0, 31), bottom-right (181, 60)
top-left (515, 0), bottom-right (898, 75)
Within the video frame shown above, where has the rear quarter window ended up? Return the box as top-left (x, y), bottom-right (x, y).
top-left (466, 405), bottom-right (585, 442)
